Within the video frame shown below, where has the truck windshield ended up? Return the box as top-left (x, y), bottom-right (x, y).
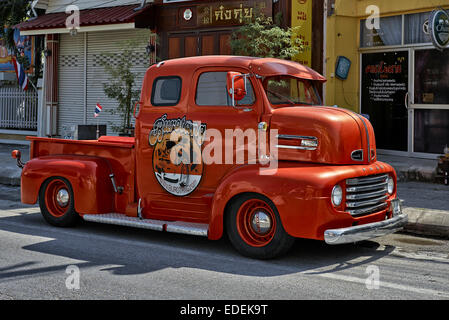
top-left (264, 76), bottom-right (321, 107)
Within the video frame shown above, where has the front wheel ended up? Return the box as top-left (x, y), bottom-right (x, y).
top-left (226, 193), bottom-right (295, 259)
top-left (39, 177), bottom-right (79, 227)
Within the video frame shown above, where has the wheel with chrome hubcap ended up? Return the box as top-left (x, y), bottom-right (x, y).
top-left (237, 199), bottom-right (276, 247)
top-left (39, 177), bottom-right (79, 227)
top-left (226, 193), bottom-right (295, 259)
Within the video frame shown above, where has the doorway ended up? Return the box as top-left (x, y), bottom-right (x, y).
top-left (411, 48), bottom-right (449, 156)
top-left (361, 48), bottom-right (449, 157)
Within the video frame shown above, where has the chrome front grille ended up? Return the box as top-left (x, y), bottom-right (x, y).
top-left (345, 174), bottom-right (389, 216)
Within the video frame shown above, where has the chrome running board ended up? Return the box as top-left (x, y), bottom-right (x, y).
top-left (82, 213), bottom-right (208, 237)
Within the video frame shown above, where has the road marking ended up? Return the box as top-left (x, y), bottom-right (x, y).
top-left (0, 206), bottom-right (40, 217)
top-left (312, 272), bottom-right (449, 298)
top-left (390, 248), bottom-right (449, 262)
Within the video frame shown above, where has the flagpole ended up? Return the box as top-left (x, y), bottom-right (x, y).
top-left (96, 102), bottom-right (99, 140)
top-left (94, 103), bottom-right (103, 139)
top-left (96, 102), bottom-right (99, 139)
top-left (28, 79), bottom-right (38, 92)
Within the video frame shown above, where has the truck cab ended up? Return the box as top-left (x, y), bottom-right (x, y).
top-left (14, 56), bottom-right (407, 259)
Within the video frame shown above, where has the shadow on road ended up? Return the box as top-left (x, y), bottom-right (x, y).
top-left (0, 210), bottom-right (398, 280)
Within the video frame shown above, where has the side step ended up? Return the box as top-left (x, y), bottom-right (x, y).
top-left (82, 213), bottom-right (208, 237)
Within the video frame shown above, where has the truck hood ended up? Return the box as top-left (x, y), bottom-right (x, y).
top-left (270, 106), bottom-right (376, 165)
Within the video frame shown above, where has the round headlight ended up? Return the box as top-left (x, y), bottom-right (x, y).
top-left (387, 176), bottom-right (394, 194)
top-left (331, 185), bottom-right (343, 207)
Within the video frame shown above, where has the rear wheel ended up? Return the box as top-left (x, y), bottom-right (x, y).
top-left (226, 193), bottom-right (295, 259)
top-left (39, 177), bottom-right (79, 227)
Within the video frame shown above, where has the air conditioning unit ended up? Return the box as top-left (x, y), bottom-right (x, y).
top-left (75, 124), bottom-right (107, 140)
top-left (62, 124), bottom-right (107, 140)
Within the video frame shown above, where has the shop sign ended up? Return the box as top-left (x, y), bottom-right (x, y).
top-left (362, 54), bottom-right (407, 104)
top-left (291, 0), bottom-right (312, 67)
top-left (429, 9), bottom-right (449, 50)
top-left (197, 0), bottom-right (271, 27)
top-left (361, 51), bottom-right (409, 151)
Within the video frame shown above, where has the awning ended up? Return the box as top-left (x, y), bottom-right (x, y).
top-left (15, 4), bottom-right (154, 35)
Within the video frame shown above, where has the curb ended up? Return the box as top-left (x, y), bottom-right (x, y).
top-left (402, 207), bottom-right (449, 239)
top-left (1, 168), bottom-right (21, 187)
top-left (392, 165), bottom-right (437, 183)
top-left (377, 155), bottom-right (441, 184)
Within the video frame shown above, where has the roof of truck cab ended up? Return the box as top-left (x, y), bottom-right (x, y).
top-left (151, 56), bottom-right (327, 82)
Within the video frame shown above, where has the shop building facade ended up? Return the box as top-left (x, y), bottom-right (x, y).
top-left (325, 0), bottom-right (449, 158)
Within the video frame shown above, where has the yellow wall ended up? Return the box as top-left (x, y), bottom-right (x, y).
top-left (324, 0), bottom-right (449, 112)
top-left (325, 14), bottom-right (360, 111)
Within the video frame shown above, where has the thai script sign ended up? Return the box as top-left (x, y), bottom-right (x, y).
top-left (197, 0), bottom-right (271, 27)
top-left (362, 53), bottom-right (408, 103)
top-left (292, 0), bottom-right (312, 67)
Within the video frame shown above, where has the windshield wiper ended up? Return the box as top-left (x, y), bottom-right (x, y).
top-left (266, 90), bottom-right (296, 105)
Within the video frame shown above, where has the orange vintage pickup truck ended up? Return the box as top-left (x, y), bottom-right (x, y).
top-left (12, 56), bottom-right (407, 259)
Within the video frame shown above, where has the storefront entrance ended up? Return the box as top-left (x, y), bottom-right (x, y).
top-left (359, 9), bottom-right (449, 158)
top-left (361, 47), bottom-right (449, 158)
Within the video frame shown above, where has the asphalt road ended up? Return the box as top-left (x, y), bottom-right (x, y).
top-left (0, 183), bottom-right (448, 301)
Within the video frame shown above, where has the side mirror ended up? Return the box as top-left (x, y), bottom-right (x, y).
top-left (227, 71), bottom-right (247, 106)
top-left (11, 150), bottom-right (24, 169)
top-left (11, 150), bottom-right (21, 159)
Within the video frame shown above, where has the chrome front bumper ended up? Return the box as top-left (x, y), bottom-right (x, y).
top-left (324, 199), bottom-right (408, 245)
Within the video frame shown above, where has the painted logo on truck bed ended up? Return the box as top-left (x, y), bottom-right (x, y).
top-left (149, 114), bottom-right (207, 196)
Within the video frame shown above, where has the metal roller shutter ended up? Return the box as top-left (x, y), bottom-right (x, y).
top-left (58, 33), bottom-right (85, 138)
top-left (58, 28), bottom-right (153, 137)
top-left (86, 29), bottom-right (152, 135)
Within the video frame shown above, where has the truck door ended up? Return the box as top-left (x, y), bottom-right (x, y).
top-left (135, 75), bottom-right (194, 220)
top-left (187, 67), bottom-right (261, 204)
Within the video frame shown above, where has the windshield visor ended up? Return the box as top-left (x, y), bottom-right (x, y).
top-left (264, 76), bottom-right (321, 107)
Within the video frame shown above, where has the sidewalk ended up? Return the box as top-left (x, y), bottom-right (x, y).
top-left (377, 154), bottom-right (439, 183)
top-left (0, 143), bottom-right (448, 239)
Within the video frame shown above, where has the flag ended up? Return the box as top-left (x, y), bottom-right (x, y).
top-left (94, 103), bottom-right (103, 118)
top-left (11, 57), bottom-right (29, 91)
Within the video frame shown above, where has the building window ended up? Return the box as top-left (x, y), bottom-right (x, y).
top-left (151, 76), bottom-right (182, 106)
top-left (414, 109), bottom-right (449, 154)
top-left (404, 11), bottom-right (432, 44)
top-left (414, 49), bottom-right (449, 105)
top-left (360, 15), bottom-right (402, 48)
top-left (195, 71), bottom-right (255, 106)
